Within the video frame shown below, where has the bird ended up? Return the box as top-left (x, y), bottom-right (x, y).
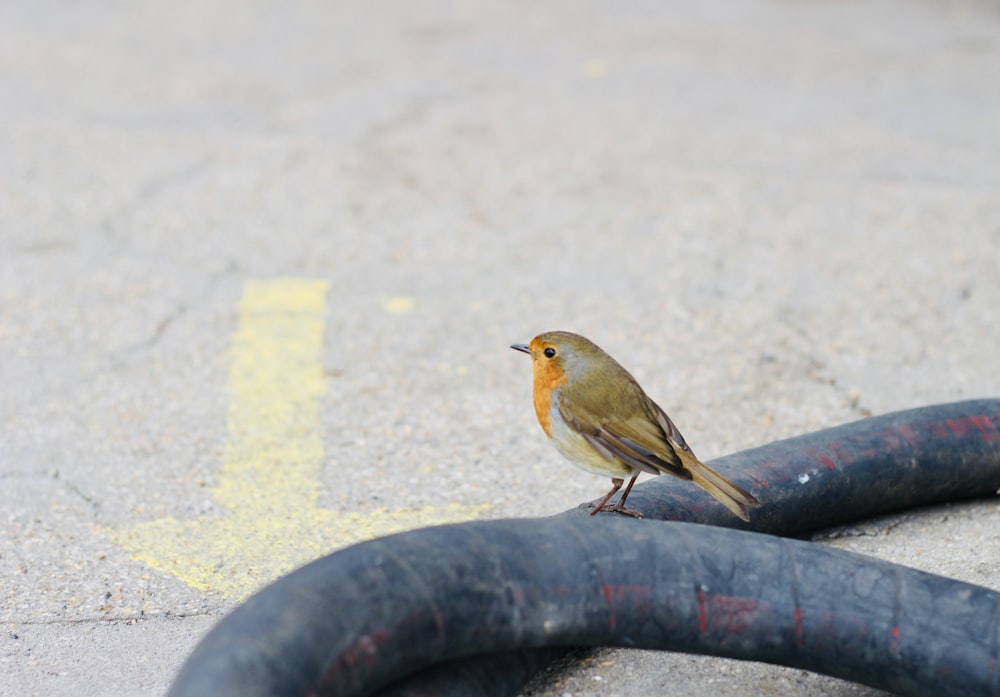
top-left (510, 331), bottom-right (758, 520)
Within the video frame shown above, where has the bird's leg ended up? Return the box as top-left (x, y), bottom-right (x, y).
top-left (616, 472), bottom-right (641, 508)
top-left (588, 476), bottom-right (644, 518)
top-left (603, 472), bottom-right (644, 518)
top-left (588, 478), bottom-right (624, 516)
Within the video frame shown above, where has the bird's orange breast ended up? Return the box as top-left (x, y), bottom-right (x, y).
top-left (531, 359), bottom-right (568, 438)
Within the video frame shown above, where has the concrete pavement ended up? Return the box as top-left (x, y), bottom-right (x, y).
top-left (2, 1), bottom-right (1000, 695)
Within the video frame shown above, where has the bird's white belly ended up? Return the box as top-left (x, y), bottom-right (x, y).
top-left (546, 403), bottom-right (636, 478)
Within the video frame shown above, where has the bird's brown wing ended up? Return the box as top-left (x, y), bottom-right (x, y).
top-left (646, 400), bottom-right (695, 455)
top-left (559, 394), bottom-right (757, 520)
top-left (558, 401), bottom-right (691, 479)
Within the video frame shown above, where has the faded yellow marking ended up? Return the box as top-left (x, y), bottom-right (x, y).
top-left (584, 59), bottom-right (609, 79)
top-left (107, 279), bottom-right (488, 599)
top-left (383, 296), bottom-right (415, 313)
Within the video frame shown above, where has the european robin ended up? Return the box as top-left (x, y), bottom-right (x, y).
top-left (511, 331), bottom-right (758, 520)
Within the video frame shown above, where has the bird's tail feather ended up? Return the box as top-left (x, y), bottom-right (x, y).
top-left (677, 449), bottom-right (758, 522)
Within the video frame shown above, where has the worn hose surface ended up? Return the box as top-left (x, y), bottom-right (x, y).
top-left (169, 400), bottom-right (1000, 697)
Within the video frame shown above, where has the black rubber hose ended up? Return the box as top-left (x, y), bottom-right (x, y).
top-left (170, 518), bottom-right (1000, 697)
top-left (168, 400), bottom-right (1000, 697)
top-left (374, 398), bottom-right (1000, 697)
top-left (591, 397), bottom-right (1000, 534)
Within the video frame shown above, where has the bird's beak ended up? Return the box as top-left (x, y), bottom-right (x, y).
top-left (510, 343), bottom-right (531, 355)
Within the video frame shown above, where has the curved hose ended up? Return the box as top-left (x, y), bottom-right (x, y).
top-left (174, 517), bottom-right (1000, 697)
top-left (168, 400), bottom-right (1000, 697)
top-left (600, 397), bottom-right (1000, 533)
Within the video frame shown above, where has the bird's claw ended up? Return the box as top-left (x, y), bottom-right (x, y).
top-left (587, 502), bottom-right (645, 519)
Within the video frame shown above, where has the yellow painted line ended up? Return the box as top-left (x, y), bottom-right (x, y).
top-left (107, 278), bottom-right (489, 599)
top-left (383, 295), bottom-right (415, 313)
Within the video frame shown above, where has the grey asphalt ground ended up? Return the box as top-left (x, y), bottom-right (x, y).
top-left (3, 1), bottom-right (1000, 695)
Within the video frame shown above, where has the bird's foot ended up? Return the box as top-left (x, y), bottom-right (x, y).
top-left (588, 503), bottom-right (644, 518)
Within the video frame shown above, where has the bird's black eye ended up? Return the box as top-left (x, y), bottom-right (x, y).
top-left (543, 347), bottom-right (556, 358)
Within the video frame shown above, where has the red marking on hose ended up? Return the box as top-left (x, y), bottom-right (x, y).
top-left (602, 584), bottom-right (616, 629)
top-left (327, 629), bottom-right (387, 675)
top-left (927, 419), bottom-right (950, 439)
top-left (794, 606), bottom-right (804, 646)
top-left (697, 589), bottom-right (707, 633)
top-left (602, 585), bottom-right (613, 604)
top-left (600, 584), bottom-right (653, 601)
top-left (600, 584), bottom-right (654, 627)
top-left (891, 424), bottom-right (921, 447)
top-left (890, 625), bottom-right (900, 656)
top-left (827, 437), bottom-right (879, 468)
top-left (695, 591), bottom-right (760, 634)
top-left (947, 417), bottom-right (978, 438)
top-left (973, 414), bottom-right (1000, 442)
top-left (802, 448), bottom-right (838, 472)
top-left (944, 413), bottom-right (1000, 442)
top-left (877, 426), bottom-right (920, 453)
top-left (706, 595), bottom-right (760, 634)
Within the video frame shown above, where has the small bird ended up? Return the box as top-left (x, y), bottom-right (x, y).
top-left (511, 331), bottom-right (758, 520)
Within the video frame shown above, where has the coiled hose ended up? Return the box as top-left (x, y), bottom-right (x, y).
top-left (168, 399), bottom-right (1000, 697)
